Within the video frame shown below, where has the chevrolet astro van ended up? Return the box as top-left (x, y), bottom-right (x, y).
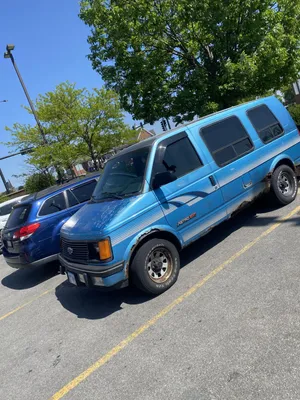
top-left (59, 97), bottom-right (300, 294)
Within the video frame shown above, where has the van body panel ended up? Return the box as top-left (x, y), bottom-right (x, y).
top-left (59, 96), bottom-right (300, 289)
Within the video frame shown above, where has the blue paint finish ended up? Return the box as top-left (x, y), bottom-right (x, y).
top-left (58, 96), bottom-right (300, 290)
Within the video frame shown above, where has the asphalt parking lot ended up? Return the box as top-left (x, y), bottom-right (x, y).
top-left (1, 196), bottom-right (300, 400)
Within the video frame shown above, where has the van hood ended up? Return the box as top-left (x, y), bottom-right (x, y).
top-left (61, 194), bottom-right (155, 240)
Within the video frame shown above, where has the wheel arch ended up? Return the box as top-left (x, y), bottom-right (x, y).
top-left (125, 226), bottom-right (182, 272)
top-left (270, 155), bottom-right (295, 174)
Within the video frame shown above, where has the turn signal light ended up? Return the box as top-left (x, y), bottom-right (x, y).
top-left (13, 223), bottom-right (40, 241)
top-left (98, 238), bottom-right (112, 261)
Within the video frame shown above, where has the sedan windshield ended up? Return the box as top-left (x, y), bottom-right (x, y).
top-left (92, 147), bottom-right (150, 201)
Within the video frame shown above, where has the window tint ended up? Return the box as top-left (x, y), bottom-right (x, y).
top-left (66, 190), bottom-right (79, 207)
top-left (39, 193), bottom-right (66, 216)
top-left (6, 205), bottom-right (31, 229)
top-left (247, 104), bottom-right (283, 143)
top-left (70, 180), bottom-right (97, 204)
top-left (201, 116), bottom-right (254, 166)
top-left (157, 137), bottom-right (202, 179)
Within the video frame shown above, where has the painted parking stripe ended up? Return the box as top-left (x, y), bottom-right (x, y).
top-left (49, 204), bottom-right (300, 400)
top-left (0, 287), bottom-right (54, 322)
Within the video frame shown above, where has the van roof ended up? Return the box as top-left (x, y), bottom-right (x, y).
top-left (116, 96), bottom-right (274, 157)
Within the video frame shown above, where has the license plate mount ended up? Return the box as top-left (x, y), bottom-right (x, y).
top-left (67, 272), bottom-right (77, 286)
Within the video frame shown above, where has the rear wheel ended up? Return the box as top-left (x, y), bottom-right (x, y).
top-left (270, 165), bottom-right (297, 205)
top-left (131, 239), bottom-right (180, 295)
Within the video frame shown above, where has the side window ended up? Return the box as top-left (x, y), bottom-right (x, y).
top-left (247, 104), bottom-right (284, 144)
top-left (158, 137), bottom-right (203, 179)
top-left (66, 190), bottom-right (79, 207)
top-left (39, 193), bottom-right (67, 216)
top-left (200, 116), bottom-right (254, 167)
top-left (70, 180), bottom-right (97, 204)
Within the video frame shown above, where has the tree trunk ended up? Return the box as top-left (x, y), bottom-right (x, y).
top-left (88, 144), bottom-right (99, 171)
top-left (68, 165), bottom-right (76, 178)
top-left (55, 166), bottom-right (64, 184)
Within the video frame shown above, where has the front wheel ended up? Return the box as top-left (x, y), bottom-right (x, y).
top-left (130, 239), bottom-right (180, 295)
top-left (270, 165), bottom-right (297, 205)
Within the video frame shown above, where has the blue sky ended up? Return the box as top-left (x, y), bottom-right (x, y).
top-left (0, 0), bottom-right (163, 191)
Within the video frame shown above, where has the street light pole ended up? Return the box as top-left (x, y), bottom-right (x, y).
top-left (4, 45), bottom-right (47, 144)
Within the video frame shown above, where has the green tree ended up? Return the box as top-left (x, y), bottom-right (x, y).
top-left (24, 173), bottom-right (55, 194)
top-left (282, 85), bottom-right (295, 105)
top-left (80, 0), bottom-right (300, 124)
top-left (287, 104), bottom-right (300, 126)
top-left (5, 82), bottom-right (136, 172)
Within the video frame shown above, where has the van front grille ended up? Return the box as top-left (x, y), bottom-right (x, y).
top-left (61, 238), bottom-right (89, 262)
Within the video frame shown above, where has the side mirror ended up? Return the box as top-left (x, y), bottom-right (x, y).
top-left (152, 171), bottom-right (177, 190)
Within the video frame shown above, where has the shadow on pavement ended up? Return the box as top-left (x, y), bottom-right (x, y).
top-left (1, 262), bottom-right (59, 290)
top-left (55, 282), bottom-right (151, 320)
top-left (55, 198), bottom-right (300, 320)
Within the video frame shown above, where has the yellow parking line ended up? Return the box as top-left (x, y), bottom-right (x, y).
top-left (49, 204), bottom-right (300, 400)
top-left (0, 287), bottom-right (54, 322)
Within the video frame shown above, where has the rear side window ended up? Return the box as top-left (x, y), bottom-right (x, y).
top-left (247, 104), bottom-right (284, 143)
top-left (39, 193), bottom-right (67, 216)
top-left (157, 137), bottom-right (203, 179)
top-left (6, 205), bottom-right (31, 229)
top-left (200, 116), bottom-right (254, 166)
top-left (69, 180), bottom-right (97, 204)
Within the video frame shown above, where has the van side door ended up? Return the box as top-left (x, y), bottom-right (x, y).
top-left (151, 132), bottom-right (226, 244)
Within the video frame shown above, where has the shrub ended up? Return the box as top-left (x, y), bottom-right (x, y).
top-left (24, 173), bottom-right (55, 194)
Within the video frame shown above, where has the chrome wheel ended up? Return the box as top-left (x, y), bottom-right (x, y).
top-left (147, 247), bottom-right (173, 283)
top-left (277, 172), bottom-right (294, 196)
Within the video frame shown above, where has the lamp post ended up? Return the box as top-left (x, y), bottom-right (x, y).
top-left (4, 44), bottom-right (47, 144)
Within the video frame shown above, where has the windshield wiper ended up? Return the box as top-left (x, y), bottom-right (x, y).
top-left (99, 192), bottom-right (124, 200)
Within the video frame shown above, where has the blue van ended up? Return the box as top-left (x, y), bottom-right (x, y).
top-left (59, 97), bottom-right (300, 294)
top-left (2, 173), bottom-right (100, 269)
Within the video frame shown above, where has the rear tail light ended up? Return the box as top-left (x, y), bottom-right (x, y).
top-left (13, 223), bottom-right (40, 241)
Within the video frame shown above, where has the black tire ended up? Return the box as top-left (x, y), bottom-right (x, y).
top-left (270, 165), bottom-right (297, 205)
top-left (131, 239), bottom-right (180, 295)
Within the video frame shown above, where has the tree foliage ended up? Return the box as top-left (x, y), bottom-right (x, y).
top-left (5, 82), bottom-right (136, 172)
top-left (24, 173), bottom-right (55, 194)
top-left (288, 104), bottom-right (300, 126)
top-left (80, 0), bottom-right (300, 124)
top-left (282, 85), bottom-right (295, 105)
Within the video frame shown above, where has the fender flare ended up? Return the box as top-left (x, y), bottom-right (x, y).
top-left (123, 224), bottom-right (183, 267)
top-left (269, 154), bottom-right (295, 174)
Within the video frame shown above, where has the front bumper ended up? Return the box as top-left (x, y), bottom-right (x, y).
top-left (58, 255), bottom-right (128, 289)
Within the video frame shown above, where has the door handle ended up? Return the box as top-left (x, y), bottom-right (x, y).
top-left (209, 175), bottom-right (217, 187)
top-left (243, 181), bottom-right (252, 189)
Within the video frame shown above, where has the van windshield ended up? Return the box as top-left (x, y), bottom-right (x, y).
top-left (92, 147), bottom-right (149, 201)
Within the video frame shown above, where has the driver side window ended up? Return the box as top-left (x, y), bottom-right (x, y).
top-left (158, 136), bottom-right (203, 179)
